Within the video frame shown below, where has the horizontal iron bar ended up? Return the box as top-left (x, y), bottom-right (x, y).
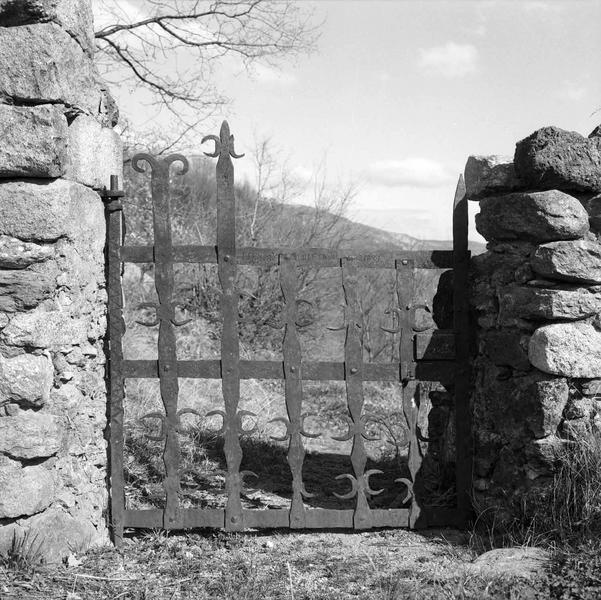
top-left (122, 359), bottom-right (456, 382)
top-left (120, 245), bottom-right (455, 269)
top-left (123, 508), bottom-right (411, 529)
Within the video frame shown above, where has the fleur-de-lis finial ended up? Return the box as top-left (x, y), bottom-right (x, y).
top-left (201, 120), bottom-right (244, 159)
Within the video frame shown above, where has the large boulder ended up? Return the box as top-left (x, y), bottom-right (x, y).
top-left (0, 0), bottom-right (94, 56)
top-left (499, 284), bottom-right (601, 322)
top-left (66, 114), bottom-right (123, 190)
top-left (0, 179), bottom-right (104, 252)
top-left (464, 155), bottom-right (523, 200)
top-left (531, 239), bottom-right (601, 284)
top-left (529, 321), bottom-right (601, 377)
top-left (0, 104), bottom-right (68, 178)
top-left (2, 305), bottom-right (89, 350)
top-left (0, 352), bottom-right (53, 407)
top-left (0, 23), bottom-right (100, 115)
top-left (0, 269), bottom-right (56, 312)
top-left (0, 411), bottom-right (63, 459)
top-left (514, 126), bottom-right (601, 193)
top-left (0, 460), bottom-right (54, 519)
top-left (0, 235), bottom-right (54, 269)
top-left (476, 190), bottom-right (589, 242)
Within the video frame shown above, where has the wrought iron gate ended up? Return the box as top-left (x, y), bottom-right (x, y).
top-left (104, 121), bottom-right (472, 544)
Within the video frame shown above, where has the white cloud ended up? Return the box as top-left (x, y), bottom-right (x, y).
top-left (418, 42), bottom-right (478, 78)
top-left (251, 63), bottom-right (297, 86)
top-left (366, 158), bottom-right (456, 189)
top-left (558, 81), bottom-right (588, 102)
top-left (522, 1), bottom-right (565, 14)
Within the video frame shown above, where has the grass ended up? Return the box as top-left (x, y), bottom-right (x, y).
top-left (0, 528), bottom-right (552, 599)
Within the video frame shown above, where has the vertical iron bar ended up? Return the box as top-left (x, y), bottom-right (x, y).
top-left (213, 121), bottom-right (244, 531)
top-left (452, 174), bottom-right (473, 526)
top-left (132, 153), bottom-right (188, 530)
top-left (395, 259), bottom-right (422, 528)
top-left (105, 175), bottom-right (125, 546)
top-left (280, 254), bottom-right (306, 528)
top-left (341, 258), bottom-right (372, 529)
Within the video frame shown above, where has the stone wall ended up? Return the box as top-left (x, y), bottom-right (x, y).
top-left (466, 126), bottom-right (601, 524)
top-left (0, 0), bottom-right (121, 562)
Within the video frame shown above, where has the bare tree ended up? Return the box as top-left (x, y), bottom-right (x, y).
top-left (94, 0), bottom-right (320, 139)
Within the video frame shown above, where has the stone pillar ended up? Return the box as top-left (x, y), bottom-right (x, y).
top-left (466, 126), bottom-right (601, 525)
top-left (0, 0), bottom-right (121, 562)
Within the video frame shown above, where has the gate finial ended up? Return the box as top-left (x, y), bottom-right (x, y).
top-left (201, 120), bottom-right (245, 159)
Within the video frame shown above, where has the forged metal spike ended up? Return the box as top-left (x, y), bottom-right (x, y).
top-left (135, 302), bottom-right (159, 327)
top-left (164, 154), bottom-right (189, 175)
top-left (138, 412), bottom-right (166, 441)
top-left (131, 153), bottom-right (159, 173)
top-left (380, 307), bottom-right (401, 334)
top-left (395, 477), bottom-right (414, 504)
top-left (228, 135), bottom-right (244, 159)
top-left (267, 417), bottom-right (290, 442)
top-left (332, 473), bottom-right (358, 500)
top-left (365, 469), bottom-right (385, 496)
top-left (237, 410), bottom-right (258, 434)
top-left (299, 413), bottom-right (321, 439)
top-left (205, 410), bottom-right (227, 434)
top-left (175, 408), bottom-right (203, 433)
top-left (416, 425), bottom-right (432, 443)
top-left (330, 414), bottom-right (354, 442)
top-left (411, 303), bottom-right (433, 333)
top-left (201, 134), bottom-right (221, 157)
top-left (300, 482), bottom-right (316, 499)
top-left (171, 302), bottom-right (192, 327)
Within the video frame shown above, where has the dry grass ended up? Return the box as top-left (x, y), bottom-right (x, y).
top-left (0, 528), bottom-right (550, 600)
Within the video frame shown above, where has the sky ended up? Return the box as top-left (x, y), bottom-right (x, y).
top-left (94, 0), bottom-right (601, 243)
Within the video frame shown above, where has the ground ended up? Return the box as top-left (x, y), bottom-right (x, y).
top-left (0, 528), bottom-right (549, 600)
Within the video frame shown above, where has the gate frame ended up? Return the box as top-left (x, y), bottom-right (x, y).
top-left (103, 121), bottom-right (473, 545)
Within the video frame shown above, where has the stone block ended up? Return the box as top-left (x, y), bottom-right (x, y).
top-left (0, 352), bottom-right (53, 407)
top-left (20, 507), bottom-right (98, 564)
top-left (0, 0), bottom-right (94, 55)
top-left (0, 411), bottom-right (63, 459)
top-left (515, 126), bottom-right (601, 193)
top-left (0, 461), bottom-right (54, 518)
top-left (532, 239), bottom-right (601, 284)
top-left (464, 155), bottom-right (523, 200)
top-left (2, 306), bottom-right (89, 350)
top-left (482, 330), bottom-right (531, 370)
top-left (499, 285), bottom-right (601, 322)
top-left (0, 104), bottom-right (68, 178)
top-left (476, 190), bottom-right (589, 242)
top-left (0, 23), bottom-right (100, 115)
top-left (66, 114), bottom-right (123, 190)
top-left (0, 235), bottom-right (54, 269)
top-left (0, 269), bottom-right (55, 312)
top-left (529, 321), bottom-right (601, 377)
top-left (0, 179), bottom-right (104, 253)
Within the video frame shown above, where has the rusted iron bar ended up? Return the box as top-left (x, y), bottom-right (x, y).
top-left (120, 246), bottom-right (455, 270)
top-left (339, 258), bottom-right (379, 528)
top-left (204, 121), bottom-right (245, 531)
top-left (452, 174), bottom-right (473, 526)
top-left (279, 254), bottom-right (309, 527)
top-left (121, 359), bottom-right (457, 382)
top-left (132, 153), bottom-right (189, 529)
top-left (103, 175), bottom-right (126, 547)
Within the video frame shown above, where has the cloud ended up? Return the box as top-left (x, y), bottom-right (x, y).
top-left (558, 82), bottom-right (587, 102)
top-left (521, 1), bottom-right (565, 14)
top-left (251, 63), bottom-right (297, 86)
top-left (418, 42), bottom-right (478, 78)
top-left (366, 158), bottom-right (456, 188)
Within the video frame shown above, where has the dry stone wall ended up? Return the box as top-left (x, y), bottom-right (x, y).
top-left (0, 0), bottom-right (121, 563)
top-left (466, 125), bottom-right (601, 524)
